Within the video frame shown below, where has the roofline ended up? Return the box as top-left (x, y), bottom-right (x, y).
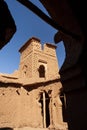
top-left (45, 43), bottom-right (57, 49)
top-left (19, 37), bottom-right (40, 52)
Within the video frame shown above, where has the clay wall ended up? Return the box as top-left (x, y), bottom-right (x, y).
top-left (18, 37), bottom-right (59, 79)
top-left (32, 44), bottom-right (59, 79)
top-left (0, 81), bottom-right (64, 129)
top-left (0, 84), bottom-right (42, 128)
top-left (19, 52), bottom-right (33, 78)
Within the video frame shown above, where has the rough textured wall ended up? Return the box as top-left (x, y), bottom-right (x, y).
top-left (0, 86), bottom-right (21, 128)
top-left (19, 37), bottom-right (42, 79)
top-left (32, 43), bottom-right (59, 79)
top-left (0, 81), bottom-right (67, 129)
top-left (19, 52), bottom-right (33, 78)
top-left (0, 37), bottom-right (66, 129)
top-left (0, 85), bottom-right (43, 128)
top-left (18, 37), bottom-right (59, 80)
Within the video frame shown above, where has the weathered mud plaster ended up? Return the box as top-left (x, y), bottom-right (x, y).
top-left (0, 37), bottom-right (68, 130)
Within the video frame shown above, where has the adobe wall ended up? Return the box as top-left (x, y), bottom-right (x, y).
top-left (0, 84), bottom-right (42, 128)
top-left (18, 37), bottom-right (59, 79)
top-left (0, 81), bottom-right (66, 129)
top-left (34, 43), bottom-right (59, 79)
top-left (0, 37), bottom-right (67, 130)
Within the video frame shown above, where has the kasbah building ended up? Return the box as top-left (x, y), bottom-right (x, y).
top-left (0, 37), bottom-right (68, 130)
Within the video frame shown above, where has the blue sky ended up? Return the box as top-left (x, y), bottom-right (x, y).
top-left (0, 0), bottom-right (65, 74)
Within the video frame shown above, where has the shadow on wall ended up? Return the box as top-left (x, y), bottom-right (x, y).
top-left (0, 127), bottom-right (13, 130)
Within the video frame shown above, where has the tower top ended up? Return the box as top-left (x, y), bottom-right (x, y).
top-left (18, 37), bottom-right (59, 79)
top-left (19, 37), bottom-right (40, 53)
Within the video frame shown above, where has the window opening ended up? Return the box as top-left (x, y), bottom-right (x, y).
top-left (23, 65), bottom-right (27, 77)
top-left (39, 65), bottom-right (45, 78)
